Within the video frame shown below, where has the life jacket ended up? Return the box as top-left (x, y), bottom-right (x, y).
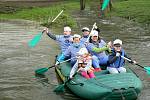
top-left (80, 35), bottom-right (89, 44)
top-left (109, 48), bottom-right (125, 68)
top-left (56, 35), bottom-right (73, 53)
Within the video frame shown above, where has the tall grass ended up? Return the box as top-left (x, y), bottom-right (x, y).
top-left (109, 0), bottom-right (150, 25)
top-left (0, 1), bottom-right (80, 28)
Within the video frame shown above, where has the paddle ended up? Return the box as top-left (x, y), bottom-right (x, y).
top-left (35, 57), bottom-right (75, 75)
top-left (101, 0), bottom-right (110, 11)
top-left (28, 10), bottom-right (64, 48)
top-left (121, 56), bottom-right (150, 75)
top-left (85, 22), bottom-right (96, 43)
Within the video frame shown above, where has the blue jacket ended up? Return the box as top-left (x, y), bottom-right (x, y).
top-left (80, 35), bottom-right (89, 44)
top-left (86, 39), bottom-right (107, 59)
top-left (108, 48), bottom-right (125, 68)
top-left (47, 32), bottom-right (73, 53)
top-left (64, 43), bottom-right (85, 63)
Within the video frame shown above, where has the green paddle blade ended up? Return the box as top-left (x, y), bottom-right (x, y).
top-left (53, 84), bottom-right (65, 93)
top-left (102, 0), bottom-right (110, 11)
top-left (28, 32), bottom-right (43, 48)
top-left (144, 66), bottom-right (150, 75)
top-left (35, 68), bottom-right (49, 75)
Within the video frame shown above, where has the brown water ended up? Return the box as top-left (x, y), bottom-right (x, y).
top-left (0, 13), bottom-right (150, 100)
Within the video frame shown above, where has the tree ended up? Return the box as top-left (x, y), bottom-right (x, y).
top-left (80, 0), bottom-right (86, 10)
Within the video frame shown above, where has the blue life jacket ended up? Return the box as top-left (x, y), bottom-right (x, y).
top-left (80, 35), bottom-right (89, 44)
top-left (86, 39), bottom-right (107, 59)
top-left (109, 48), bottom-right (125, 68)
top-left (64, 43), bottom-right (85, 62)
top-left (56, 35), bottom-right (73, 53)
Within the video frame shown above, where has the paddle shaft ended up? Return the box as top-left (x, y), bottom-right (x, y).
top-left (121, 56), bottom-right (144, 69)
top-left (48, 57), bottom-right (76, 69)
top-left (85, 22), bottom-right (97, 43)
top-left (52, 10), bottom-right (63, 22)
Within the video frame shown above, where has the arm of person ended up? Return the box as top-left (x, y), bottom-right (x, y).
top-left (84, 60), bottom-right (92, 71)
top-left (108, 53), bottom-right (118, 64)
top-left (47, 32), bottom-right (57, 40)
top-left (92, 45), bottom-right (109, 53)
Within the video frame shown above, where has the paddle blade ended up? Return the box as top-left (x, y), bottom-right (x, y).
top-left (102, 0), bottom-right (110, 11)
top-left (53, 84), bottom-right (65, 93)
top-left (144, 67), bottom-right (150, 75)
top-left (28, 32), bottom-right (43, 48)
top-left (35, 68), bottom-right (49, 75)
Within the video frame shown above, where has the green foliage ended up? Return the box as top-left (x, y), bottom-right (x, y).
top-left (109, 0), bottom-right (150, 24)
top-left (0, 1), bottom-right (79, 28)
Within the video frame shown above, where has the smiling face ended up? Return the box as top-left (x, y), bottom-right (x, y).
top-left (82, 30), bottom-right (90, 36)
top-left (64, 31), bottom-right (71, 35)
top-left (92, 36), bottom-right (98, 42)
top-left (73, 37), bottom-right (80, 43)
top-left (114, 44), bottom-right (122, 52)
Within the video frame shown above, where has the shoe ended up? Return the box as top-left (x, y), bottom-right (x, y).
top-left (94, 68), bottom-right (102, 72)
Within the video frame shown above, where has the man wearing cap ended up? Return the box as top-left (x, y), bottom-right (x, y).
top-left (86, 30), bottom-right (111, 72)
top-left (44, 26), bottom-right (73, 62)
top-left (80, 27), bottom-right (90, 44)
top-left (107, 39), bottom-right (136, 74)
top-left (44, 26), bottom-right (73, 53)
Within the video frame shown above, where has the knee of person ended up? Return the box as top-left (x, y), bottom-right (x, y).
top-left (119, 69), bottom-right (127, 73)
top-left (107, 68), bottom-right (119, 74)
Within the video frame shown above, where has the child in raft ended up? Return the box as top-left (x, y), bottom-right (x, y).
top-left (69, 48), bottom-right (95, 79)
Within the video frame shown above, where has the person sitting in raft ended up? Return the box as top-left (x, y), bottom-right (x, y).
top-left (80, 27), bottom-right (90, 44)
top-left (62, 34), bottom-right (85, 66)
top-left (86, 30), bottom-right (112, 72)
top-left (44, 26), bottom-right (73, 62)
top-left (107, 39), bottom-right (137, 74)
top-left (70, 48), bottom-right (95, 79)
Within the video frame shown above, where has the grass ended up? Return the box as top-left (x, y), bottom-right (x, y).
top-left (0, 1), bottom-right (80, 28)
top-left (109, 0), bottom-right (150, 25)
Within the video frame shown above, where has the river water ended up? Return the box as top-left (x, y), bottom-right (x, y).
top-left (0, 14), bottom-right (150, 100)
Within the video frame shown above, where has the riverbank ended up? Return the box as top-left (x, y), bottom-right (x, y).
top-left (0, 0), bottom-right (150, 28)
top-left (0, 0), bottom-right (80, 29)
top-left (109, 0), bottom-right (150, 25)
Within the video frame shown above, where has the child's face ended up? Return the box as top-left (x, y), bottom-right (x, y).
top-left (73, 37), bottom-right (80, 43)
top-left (114, 44), bottom-right (122, 52)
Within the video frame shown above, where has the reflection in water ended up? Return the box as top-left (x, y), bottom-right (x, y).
top-left (34, 74), bottom-right (50, 87)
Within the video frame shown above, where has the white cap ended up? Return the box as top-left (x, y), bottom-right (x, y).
top-left (81, 27), bottom-right (90, 32)
top-left (91, 30), bottom-right (98, 36)
top-left (64, 26), bottom-right (71, 32)
top-left (78, 48), bottom-right (88, 55)
top-left (113, 39), bottom-right (122, 45)
top-left (73, 34), bottom-right (81, 38)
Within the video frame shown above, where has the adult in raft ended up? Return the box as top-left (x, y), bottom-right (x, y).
top-left (44, 26), bottom-right (73, 62)
top-left (86, 30), bottom-right (111, 72)
top-left (63, 34), bottom-right (85, 67)
top-left (80, 27), bottom-right (90, 44)
top-left (107, 39), bottom-right (137, 74)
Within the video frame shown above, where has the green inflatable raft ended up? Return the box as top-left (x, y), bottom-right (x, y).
top-left (55, 62), bottom-right (143, 100)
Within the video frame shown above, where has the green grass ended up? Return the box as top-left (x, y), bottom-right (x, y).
top-left (0, 1), bottom-right (80, 28)
top-left (109, 0), bottom-right (150, 25)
